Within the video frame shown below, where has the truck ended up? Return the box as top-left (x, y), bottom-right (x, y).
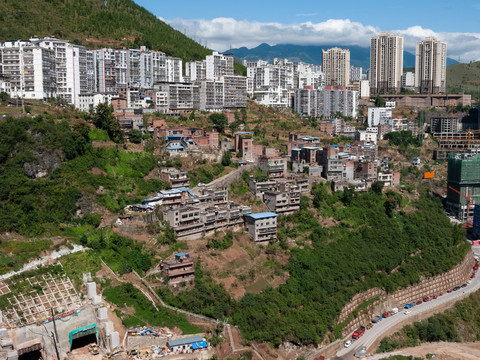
top-left (372, 315), bottom-right (382, 323)
top-left (392, 307), bottom-right (399, 314)
top-left (404, 302), bottom-right (415, 309)
top-left (382, 311), bottom-right (393, 318)
top-left (352, 326), bottom-right (366, 340)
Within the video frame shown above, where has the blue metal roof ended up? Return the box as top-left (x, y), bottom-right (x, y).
top-left (191, 341), bottom-right (208, 350)
top-left (166, 146), bottom-right (184, 150)
top-left (234, 131), bottom-right (254, 135)
top-left (292, 148), bottom-right (301, 151)
top-left (245, 212), bottom-right (278, 220)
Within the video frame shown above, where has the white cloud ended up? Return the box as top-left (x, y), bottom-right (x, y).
top-left (164, 17), bottom-right (480, 62)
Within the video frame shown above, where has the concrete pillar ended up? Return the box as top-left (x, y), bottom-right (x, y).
top-left (104, 321), bottom-right (114, 336)
top-left (109, 332), bottom-right (120, 350)
top-left (92, 295), bottom-right (102, 305)
top-left (0, 310), bottom-right (3, 324)
top-left (97, 307), bottom-right (108, 320)
top-left (87, 282), bottom-right (96, 298)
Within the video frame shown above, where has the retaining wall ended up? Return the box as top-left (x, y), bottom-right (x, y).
top-left (339, 249), bottom-right (474, 337)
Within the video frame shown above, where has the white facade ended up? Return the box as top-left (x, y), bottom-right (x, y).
top-left (370, 33), bottom-right (404, 95)
top-left (77, 93), bottom-right (114, 113)
top-left (0, 78), bottom-right (11, 96)
top-left (368, 107), bottom-right (392, 126)
top-left (355, 128), bottom-right (378, 144)
top-left (205, 51), bottom-right (234, 80)
top-left (294, 88), bottom-right (358, 118)
top-left (415, 37), bottom-right (447, 94)
top-left (322, 47), bottom-right (350, 87)
top-left (350, 66), bottom-right (363, 82)
top-left (34, 38), bottom-right (87, 107)
top-left (401, 72), bottom-right (415, 88)
top-left (359, 80), bottom-right (370, 99)
top-left (0, 40), bottom-right (56, 100)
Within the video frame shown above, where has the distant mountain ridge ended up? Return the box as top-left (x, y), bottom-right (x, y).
top-left (228, 43), bottom-right (458, 69)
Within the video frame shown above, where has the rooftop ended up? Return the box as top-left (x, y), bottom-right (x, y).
top-left (245, 212), bottom-right (278, 220)
top-left (167, 336), bottom-right (204, 347)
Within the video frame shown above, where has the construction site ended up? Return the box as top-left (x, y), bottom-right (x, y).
top-left (446, 152), bottom-right (480, 222)
top-left (0, 263), bottom-right (213, 360)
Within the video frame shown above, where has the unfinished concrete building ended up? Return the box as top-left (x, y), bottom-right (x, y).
top-left (160, 253), bottom-right (195, 285)
top-left (446, 152), bottom-right (480, 221)
top-left (244, 212), bottom-right (278, 244)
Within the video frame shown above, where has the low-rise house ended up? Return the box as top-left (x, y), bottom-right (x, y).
top-left (142, 187), bottom-right (192, 208)
top-left (259, 156), bottom-right (288, 179)
top-left (263, 183), bottom-right (300, 214)
top-left (160, 168), bottom-right (190, 189)
top-left (167, 336), bottom-right (208, 353)
top-left (160, 253), bottom-right (195, 285)
top-left (377, 170), bottom-right (401, 187)
top-left (244, 212), bottom-right (278, 244)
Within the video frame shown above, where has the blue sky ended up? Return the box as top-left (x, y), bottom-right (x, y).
top-left (134, 0), bottom-right (480, 61)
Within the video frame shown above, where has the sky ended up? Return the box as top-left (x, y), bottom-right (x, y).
top-left (134, 0), bottom-right (480, 62)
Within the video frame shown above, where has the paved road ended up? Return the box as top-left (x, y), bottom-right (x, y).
top-left (335, 256), bottom-right (480, 359)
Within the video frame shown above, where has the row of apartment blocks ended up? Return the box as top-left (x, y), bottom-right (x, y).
top-left (137, 184), bottom-right (281, 244)
top-left (0, 38), bottom-right (247, 113)
top-left (293, 87), bottom-right (358, 118)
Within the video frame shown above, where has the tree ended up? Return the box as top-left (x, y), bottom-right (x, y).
top-left (375, 95), bottom-right (386, 107)
top-left (189, 110), bottom-right (195, 121)
top-left (371, 181), bottom-right (384, 194)
top-left (221, 151), bottom-right (232, 166)
top-left (0, 92), bottom-right (8, 103)
top-left (129, 129), bottom-right (143, 144)
top-left (93, 103), bottom-right (123, 143)
top-left (209, 113), bottom-right (228, 133)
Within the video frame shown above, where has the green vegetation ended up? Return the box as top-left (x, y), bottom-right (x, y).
top-left (188, 163), bottom-right (225, 187)
top-left (103, 282), bottom-right (201, 333)
top-left (209, 113), bottom-right (228, 134)
top-left (0, 0), bottom-right (211, 62)
top-left (0, 115), bottom-right (167, 236)
top-left (128, 129), bottom-right (143, 144)
top-left (0, 240), bottom-right (52, 274)
top-left (447, 61), bottom-right (480, 99)
top-left (158, 183), bottom-right (468, 346)
top-left (92, 103), bottom-right (122, 143)
top-left (208, 230), bottom-right (234, 250)
top-left (78, 228), bottom-right (153, 275)
top-left (378, 287), bottom-right (480, 352)
top-left (379, 356), bottom-right (422, 360)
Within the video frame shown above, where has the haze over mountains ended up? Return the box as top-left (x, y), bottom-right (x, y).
top-left (228, 43), bottom-right (459, 69)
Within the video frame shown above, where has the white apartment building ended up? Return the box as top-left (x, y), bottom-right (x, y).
top-left (222, 75), bottom-right (247, 109)
top-left (165, 57), bottom-right (183, 83)
top-left (415, 37), bottom-right (447, 94)
top-left (367, 107), bottom-right (392, 126)
top-left (0, 77), bottom-right (11, 96)
top-left (33, 38), bottom-right (87, 107)
top-left (205, 51), bottom-right (234, 80)
top-left (294, 88), bottom-right (358, 118)
top-left (401, 72), bottom-right (415, 89)
top-left (154, 82), bottom-right (199, 112)
top-left (355, 128), bottom-right (378, 144)
top-left (77, 93), bottom-right (115, 113)
top-left (322, 47), bottom-right (350, 87)
top-left (197, 79), bottom-right (224, 112)
top-left (350, 66), bottom-right (363, 82)
top-left (185, 60), bottom-right (206, 81)
top-left (370, 33), bottom-right (403, 95)
top-left (0, 40), bottom-right (56, 100)
top-left (297, 63), bottom-right (325, 89)
top-left (359, 79), bottom-right (370, 99)
top-left (319, 88), bottom-right (358, 118)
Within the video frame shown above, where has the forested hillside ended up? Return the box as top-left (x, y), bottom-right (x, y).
top-left (0, 0), bottom-right (211, 61)
top-left (159, 184), bottom-right (469, 345)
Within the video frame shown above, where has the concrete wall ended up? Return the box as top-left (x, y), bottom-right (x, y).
top-left (338, 249), bottom-right (474, 337)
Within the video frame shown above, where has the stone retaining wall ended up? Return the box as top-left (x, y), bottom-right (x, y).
top-left (339, 249), bottom-right (474, 337)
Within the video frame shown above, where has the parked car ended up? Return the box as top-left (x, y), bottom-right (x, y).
top-left (416, 300), bottom-right (423, 305)
top-left (404, 303), bottom-right (415, 309)
top-left (345, 340), bottom-right (353, 348)
top-left (461, 283), bottom-right (468, 288)
top-left (439, 292), bottom-right (444, 296)
top-left (404, 310), bottom-right (411, 315)
top-left (453, 286), bottom-right (461, 291)
top-left (447, 289), bottom-right (453, 293)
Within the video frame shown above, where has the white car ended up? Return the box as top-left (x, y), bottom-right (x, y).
top-left (404, 310), bottom-right (411, 315)
top-left (344, 340), bottom-right (353, 348)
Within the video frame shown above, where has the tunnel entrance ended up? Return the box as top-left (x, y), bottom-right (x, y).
top-left (17, 339), bottom-right (43, 360)
top-left (69, 323), bottom-right (98, 351)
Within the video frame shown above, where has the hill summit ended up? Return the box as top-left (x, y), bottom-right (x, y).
top-left (0, 0), bottom-right (210, 61)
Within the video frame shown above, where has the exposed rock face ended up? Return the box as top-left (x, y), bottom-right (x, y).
top-left (23, 149), bottom-right (63, 178)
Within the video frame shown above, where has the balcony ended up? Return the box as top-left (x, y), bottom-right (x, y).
top-left (258, 227), bottom-right (277, 234)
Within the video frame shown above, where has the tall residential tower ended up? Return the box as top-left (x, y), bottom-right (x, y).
top-left (370, 33), bottom-right (403, 95)
top-left (415, 37), bottom-right (447, 94)
top-left (322, 47), bottom-right (350, 87)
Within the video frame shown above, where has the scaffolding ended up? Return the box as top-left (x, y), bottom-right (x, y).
top-left (2, 273), bottom-right (82, 327)
top-left (447, 153), bottom-right (480, 220)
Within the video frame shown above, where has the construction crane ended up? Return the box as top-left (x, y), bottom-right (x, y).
top-left (448, 185), bottom-right (474, 225)
top-left (467, 128), bottom-right (480, 149)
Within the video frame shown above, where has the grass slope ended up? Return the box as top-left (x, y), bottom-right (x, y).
top-left (0, 0), bottom-right (210, 61)
top-left (447, 61), bottom-right (480, 99)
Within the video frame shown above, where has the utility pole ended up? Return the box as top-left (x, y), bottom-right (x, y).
top-left (51, 308), bottom-right (61, 360)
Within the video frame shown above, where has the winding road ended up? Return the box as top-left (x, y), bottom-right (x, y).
top-left (335, 258), bottom-right (480, 359)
